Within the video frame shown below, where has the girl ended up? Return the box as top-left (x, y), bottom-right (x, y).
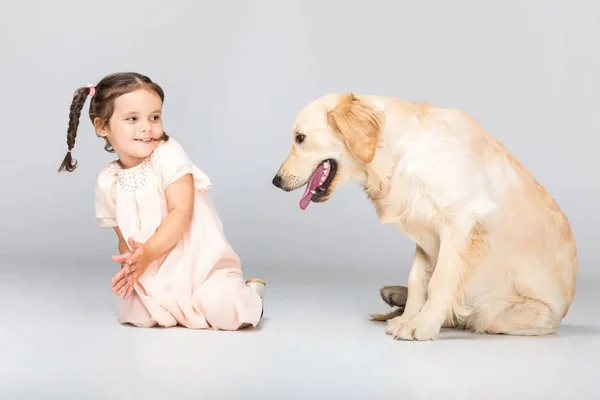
top-left (58, 72), bottom-right (266, 330)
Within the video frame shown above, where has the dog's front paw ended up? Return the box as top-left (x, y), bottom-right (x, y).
top-left (385, 315), bottom-right (413, 336)
top-left (387, 314), bottom-right (441, 341)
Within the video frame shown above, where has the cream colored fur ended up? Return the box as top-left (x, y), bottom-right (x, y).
top-left (273, 93), bottom-right (578, 341)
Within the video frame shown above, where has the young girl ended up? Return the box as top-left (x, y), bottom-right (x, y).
top-left (58, 72), bottom-right (266, 330)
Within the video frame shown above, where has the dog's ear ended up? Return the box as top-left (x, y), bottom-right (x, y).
top-left (327, 93), bottom-right (383, 164)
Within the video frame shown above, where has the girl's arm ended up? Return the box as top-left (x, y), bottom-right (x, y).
top-left (110, 173), bottom-right (195, 299)
top-left (143, 173), bottom-right (195, 262)
top-left (113, 226), bottom-right (129, 255)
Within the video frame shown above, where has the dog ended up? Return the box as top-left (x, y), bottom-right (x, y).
top-left (271, 93), bottom-right (578, 341)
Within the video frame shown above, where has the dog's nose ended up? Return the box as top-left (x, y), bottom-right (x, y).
top-left (272, 174), bottom-right (282, 188)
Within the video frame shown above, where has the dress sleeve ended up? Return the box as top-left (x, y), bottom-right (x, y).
top-left (95, 163), bottom-right (118, 228)
top-left (152, 138), bottom-right (212, 192)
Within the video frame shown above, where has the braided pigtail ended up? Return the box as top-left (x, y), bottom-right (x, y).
top-left (58, 86), bottom-right (93, 172)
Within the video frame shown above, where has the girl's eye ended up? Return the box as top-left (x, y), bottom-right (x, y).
top-left (125, 116), bottom-right (159, 122)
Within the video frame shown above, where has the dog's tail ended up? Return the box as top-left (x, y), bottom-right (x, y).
top-left (370, 307), bottom-right (405, 322)
top-left (369, 285), bottom-right (408, 322)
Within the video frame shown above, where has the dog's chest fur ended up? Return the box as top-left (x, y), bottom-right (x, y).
top-left (363, 165), bottom-right (442, 259)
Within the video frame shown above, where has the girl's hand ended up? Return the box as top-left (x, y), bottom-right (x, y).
top-left (111, 238), bottom-right (153, 299)
top-left (110, 251), bottom-right (132, 298)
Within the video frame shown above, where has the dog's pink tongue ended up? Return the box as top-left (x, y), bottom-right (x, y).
top-left (299, 164), bottom-right (325, 210)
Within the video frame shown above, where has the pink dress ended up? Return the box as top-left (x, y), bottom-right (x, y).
top-left (94, 137), bottom-right (262, 330)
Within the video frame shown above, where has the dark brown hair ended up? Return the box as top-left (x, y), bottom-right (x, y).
top-left (58, 72), bottom-right (169, 172)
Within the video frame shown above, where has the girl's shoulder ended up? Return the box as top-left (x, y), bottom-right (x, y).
top-left (94, 160), bottom-right (120, 209)
top-left (150, 136), bottom-right (189, 163)
top-left (150, 136), bottom-right (212, 191)
top-left (149, 136), bottom-right (195, 178)
top-left (96, 160), bottom-right (120, 190)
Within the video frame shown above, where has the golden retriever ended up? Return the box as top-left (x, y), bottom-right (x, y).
top-left (272, 93), bottom-right (578, 341)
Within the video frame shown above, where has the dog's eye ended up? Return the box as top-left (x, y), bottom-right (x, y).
top-left (295, 134), bottom-right (305, 144)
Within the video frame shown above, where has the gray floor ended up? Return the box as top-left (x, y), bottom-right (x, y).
top-left (4, 256), bottom-right (600, 399)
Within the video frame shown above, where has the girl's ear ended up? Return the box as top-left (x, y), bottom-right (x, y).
top-left (94, 117), bottom-right (107, 137)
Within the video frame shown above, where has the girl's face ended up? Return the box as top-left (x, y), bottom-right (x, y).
top-left (97, 89), bottom-right (164, 169)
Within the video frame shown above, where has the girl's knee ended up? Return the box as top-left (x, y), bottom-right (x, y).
top-left (200, 292), bottom-right (246, 330)
top-left (194, 269), bottom-right (263, 330)
top-left (117, 292), bottom-right (157, 328)
top-left (197, 287), bottom-right (262, 331)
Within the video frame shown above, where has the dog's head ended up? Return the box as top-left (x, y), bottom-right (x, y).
top-left (272, 93), bottom-right (384, 210)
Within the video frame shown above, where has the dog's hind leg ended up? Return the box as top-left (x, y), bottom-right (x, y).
top-left (482, 298), bottom-right (561, 336)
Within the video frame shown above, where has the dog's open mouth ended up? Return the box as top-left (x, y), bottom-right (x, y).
top-left (299, 159), bottom-right (337, 210)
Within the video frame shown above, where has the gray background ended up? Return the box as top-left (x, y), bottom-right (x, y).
top-left (3, 1), bottom-right (600, 398)
top-left (2, 0), bottom-right (597, 278)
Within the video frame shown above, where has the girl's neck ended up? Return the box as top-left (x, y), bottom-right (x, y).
top-left (115, 140), bottom-right (163, 170)
top-left (117, 156), bottom-right (146, 170)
